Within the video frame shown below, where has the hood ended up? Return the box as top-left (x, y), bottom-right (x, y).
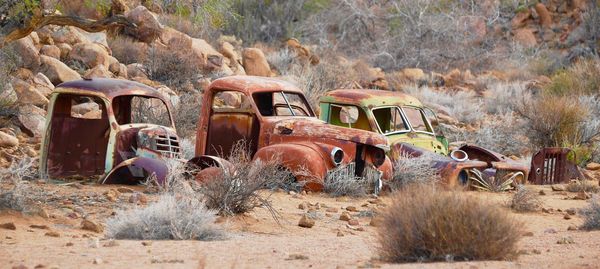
top-left (269, 117), bottom-right (389, 150)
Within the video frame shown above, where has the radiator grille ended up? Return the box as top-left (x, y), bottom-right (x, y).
top-left (154, 135), bottom-right (181, 158)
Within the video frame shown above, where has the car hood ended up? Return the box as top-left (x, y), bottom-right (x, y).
top-left (268, 117), bottom-right (389, 150)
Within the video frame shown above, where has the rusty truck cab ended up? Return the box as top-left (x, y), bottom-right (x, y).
top-left (193, 76), bottom-right (392, 191)
top-left (40, 78), bottom-right (180, 184)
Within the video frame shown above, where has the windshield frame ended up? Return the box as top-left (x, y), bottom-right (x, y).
top-left (400, 105), bottom-right (435, 135)
top-left (252, 90), bottom-right (316, 117)
top-left (370, 105), bottom-right (411, 136)
top-left (112, 94), bottom-right (175, 129)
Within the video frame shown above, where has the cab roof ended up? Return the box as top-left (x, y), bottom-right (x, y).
top-left (209, 76), bottom-right (304, 95)
top-left (321, 89), bottom-right (424, 109)
top-left (56, 78), bottom-right (166, 101)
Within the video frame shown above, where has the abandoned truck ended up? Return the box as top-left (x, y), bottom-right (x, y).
top-left (319, 89), bottom-right (529, 187)
top-left (190, 76), bottom-right (392, 191)
top-left (39, 78), bottom-right (181, 184)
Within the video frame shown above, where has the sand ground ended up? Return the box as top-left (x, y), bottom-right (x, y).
top-left (1, 182), bottom-right (599, 269)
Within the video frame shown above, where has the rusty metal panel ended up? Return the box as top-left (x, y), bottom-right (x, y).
top-left (528, 147), bottom-right (584, 184)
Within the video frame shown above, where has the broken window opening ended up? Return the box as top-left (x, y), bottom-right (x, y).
top-left (372, 107), bottom-right (409, 135)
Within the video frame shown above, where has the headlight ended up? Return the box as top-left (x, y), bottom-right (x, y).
top-left (372, 148), bottom-right (386, 167)
top-left (331, 147), bottom-right (344, 166)
top-left (450, 150), bottom-right (468, 162)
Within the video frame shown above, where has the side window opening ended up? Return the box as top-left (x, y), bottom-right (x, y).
top-left (212, 91), bottom-right (253, 112)
top-left (253, 91), bottom-right (313, 117)
top-left (112, 96), bottom-right (172, 127)
top-left (70, 96), bottom-right (105, 119)
top-left (328, 104), bottom-right (371, 131)
top-left (373, 107), bottom-right (409, 134)
top-left (403, 107), bottom-right (431, 133)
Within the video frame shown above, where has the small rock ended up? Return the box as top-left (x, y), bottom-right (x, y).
top-left (563, 214), bottom-right (572, 220)
top-left (574, 191), bottom-right (591, 200)
top-left (93, 258), bottom-right (103, 264)
top-left (285, 254), bottom-right (309, 260)
top-left (104, 189), bottom-right (119, 202)
top-left (11, 265), bottom-right (28, 269)
top-left (567, 225), bottom-right (578, 231)
top-left (66, 242), bottom-right (74, 246)
top-left (298, 214), bottom-right (315, 228)
top-left (129, 192), bottom-right (148, 204)
top-left (289, 191), bottom-right (297, 195)
top-left (81, 219), bottom-right (104, 233)
top-left (551, 185), bottom-right (565, 191)
top-left (88, 238), bottom-right (100, 248)
top-left (0, 222), bottom-right (16, 230)
top-left (34, 264), bottom-right (46, 269)
top-left (523, 231), bottom-right (534, 237)
top-left (339, 212), bottom-right (352, 221)
top-left (544, 228), bottom-right (557, 234)
top-left (369, 217), bottom-right (382, 227)
top-left (586, 162), bottom-right (600, 171)
top-left (346, 206), bottom-right (358, 212)
top-left (103, 240), bottom-right (119, 247)
top-left (557, 236), bottom-right (574, 244)
top-left (348, 219), bottom-right (359, 226)
top-left (142, 241), bottom-right (152, 246)
top-left (542, 207), bottom-right (553, 213)
top-left (30, 224), bottom-right (49, 229)
top-left (532, 249), bottom-right (542, 254)
top-left (539, 190), bottom-right (546, 195)
top-left (337, 231), bottom-right (344, 237)
top-left (45, 231), bottom-right (60, 237)
top-left (116, 187), bottom-right (134, 193)
top-left (566, 208), bottom-right (576, 215)
top-left (298, 202), bottom-right (309, 210)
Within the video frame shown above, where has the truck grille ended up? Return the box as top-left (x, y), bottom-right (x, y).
top-left (154, 135), bottom-right (181, 158)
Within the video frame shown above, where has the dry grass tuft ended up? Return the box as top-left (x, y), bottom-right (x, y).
top-left (377, 185), bottom-right (522, 263)
top-left (323, 163), bottom-right (368, 197)
top-left (198, 141), bottom-right (296, 217)
top-left (510, 185), bottom-right (542, 212)
top-left (389, 153), bottom-right (440, 191)
top-left (0, 158), bottom-right (38, 212)
top-left (581, 195), bottom-right (600, 231)
top-left (106, 194), bottom-right (225, 240)
top-left (566, 180), bottom-right (600, 193)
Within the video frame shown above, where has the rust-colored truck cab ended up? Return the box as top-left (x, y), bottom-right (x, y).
top-left (193, 76), bottom-right (392, 191)
top-left (39, 78), bottom-right (181, 184)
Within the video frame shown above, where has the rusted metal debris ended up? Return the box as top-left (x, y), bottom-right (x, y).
top-left (191, 76), bottom-right (392, 191)
top-left (39, 78), bottom-right (181, 185)
top-left (528, 147), bottom-right (584, 184)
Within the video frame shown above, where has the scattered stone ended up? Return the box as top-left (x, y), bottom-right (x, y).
top-left (142, 241), bottom-right (152, 246)
top-left (242, 48), bottom-right (271, 77)
top-left (551, 185), bottom-right (565, 191)
top-left (337, 231), bottom-right (344, 237)
top-left (346, 206), bottom-right (358, 212)
top-left (586, 162), bottom-right (600, 171)
top-left (285, 254), bottom-right (309, 260)
top-left (542, 207), bottom-right (553, 213)
top-left (66, 242), bottom-right (74, 247)
top-left (568, 225), bottom-right (578, 231)
top-left (369, 217), bottom-right (382, 227)
top-left (129, 192), bottom-right (148, 204)
top-left (532, 249), bottom-right (542, 254)
top-left (574, 191), bottom-right (591, 200)
top-left (523, 231), bottom-right (534, 237)
top-left (116, 187), bottom-right (134, 193)
top-left (93, 258), bottom-right (103, 264)
top-left (45, 231), bottom-right (60, 237)
top-left (104, 189), bottom-right (119, 202)
top-left (30, 224), bottom-right (49, 230)
top-left (298, 214), bottom-right (315, 228)
top-left (88, 238), bottom-right (100, 248)
top-left (348, 219), bottom-right (359, 226)
top-left (563, 214), bottom-right (572, 220)
top-left (539, 189), bottom-right (546, 195)
top-left (81, 219), bottom-right (104, 233)
top-left (34, 264), bottom-right (46, 269)
top-left (557, 236), bottom-right (575, 244)
top-left (11, 265), bottom-right (28, 269)
top-left (326, 207), bottom-right (338, 213)
top-left (103, 240), bottom-right (119, 247)
top-left (339, 212), bottom-right (352, 221)
top-left (298, 202), bottom-right (309, 210)
top-left (544, 228), bottom-right (557, 234)
top-left (0, 222), bottom-right (16, 230)
top-left (566, 208), bottom-right (576, 215)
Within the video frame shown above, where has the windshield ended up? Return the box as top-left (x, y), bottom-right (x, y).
top-left (112, 96), bottom-right (172, 127)
top-left (253, 91), bottom-right (314, 117)
top-left (403, 106), bottom-right (432, 132)
top-left (372, 107), bottom-right (409, 135)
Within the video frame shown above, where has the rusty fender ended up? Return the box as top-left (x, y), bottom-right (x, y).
top-left (101, 157), bottom-right (169, 185)
top-left (459, 144), bottom-right (530, 180)
top-left (187, 155), bottom-right (235, 183)
top-left (253, 143), bottom-right (329, 191)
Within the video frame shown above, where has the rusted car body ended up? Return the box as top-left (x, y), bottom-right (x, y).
top-left (192, 76), bottom-right (392, 191)
top-left (39, 78), bottom-right (181, 184)
top-left (528, 147), bottom-right (584, 184)
top-left (319, 89), bottom-right (529, 186)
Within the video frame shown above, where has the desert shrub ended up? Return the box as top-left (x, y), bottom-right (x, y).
top-left (581, 2), bottom-right (600, 54)
top-left (404, 86), bottom-right (484, 124)
top-left (106, 193), bottom-right (224, 240)
top-left (107, 35), bottom-right (148, 65)
top-left (581, 195), bottom-right (600, 231)
top-left (377, 185), bottom-right (522, 262)
top-left (198, 141), bottom-right (295, 216)
top-left (173, 93), bottom-right (201, 139)
top-left (510, 185), bottom-right (541, 212)
top-left (389, 153), bottom-right (440, 191)
top-left (454, 113), bottom-right (530, 156)
top-left (323, 163), bottom-right (367, 197)
top-left (566, 180), bottom-right (600, 194)
top-left (144, 44), bottom-right (202, 90)
top-left (0, 46), bottom-right (19, 118)
top-left (470, 169), bottom-right (520, 192)
top-left (484, 82), bottom-right (532, 114)
top-left (517, 94), bottom-right (590, 148)
top-left (0, 158), bottom-right (38, 212)
top-left (545, 58), bottom-right (600, 96)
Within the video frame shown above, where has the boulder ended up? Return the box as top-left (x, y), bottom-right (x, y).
top-left (127, 63), bottom-right (147, 79)
top-left (40, 45), bottom-right (61, 59)
top-left (0, 131), bottom-right (19, 148)
top-left (12, 78), bottom-right (49, 106)
top-left (29, 31), bottom-right (40, 46)
top-left (12, 36), bottom-right (41, 70)
top-left (191, 38), bottom-right (225, 70)
top-left (36, 26), bottom-right (55, 45)
top-left (51, 26), bottom-right (89, 45)
top-left (298, 214), bottom-right (315, 228)
top-left (18, 105), bottom-right (46, 137)
top-left (400, 68), bottom-right (426, 83)
top-left (534, 3), bottom-right (552, 28)
top-left (159, 27), bottom-right (192, 48)
top-left (109, 62), bottom-right (128, 77)
top-left (32, 73), bottom-right (55, 97)
top-left (125, 6), bottom-right (163, 43)
top-left (511, 10), bottom-right (531, 29)
top-left (0, 83), bottom-right (17, 103)
top-left (77, 30), bottom-right (109, 50)
top-left (39, 55), bottom-right (82, 85)
top-left (514, 28), bottom-right (538, 48)
top-left (459, 16), bottom-right (487, 41)
top-left (56, 43), bottom-right (72, 60)
top-left (69, 42), bottom-right (110, 68)
top-left (586, 162), bottom-right (600, 171)
top-left (242, 48), bottom-right (272, 77)
top-left (83, 64), bottom-right (113, 79)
